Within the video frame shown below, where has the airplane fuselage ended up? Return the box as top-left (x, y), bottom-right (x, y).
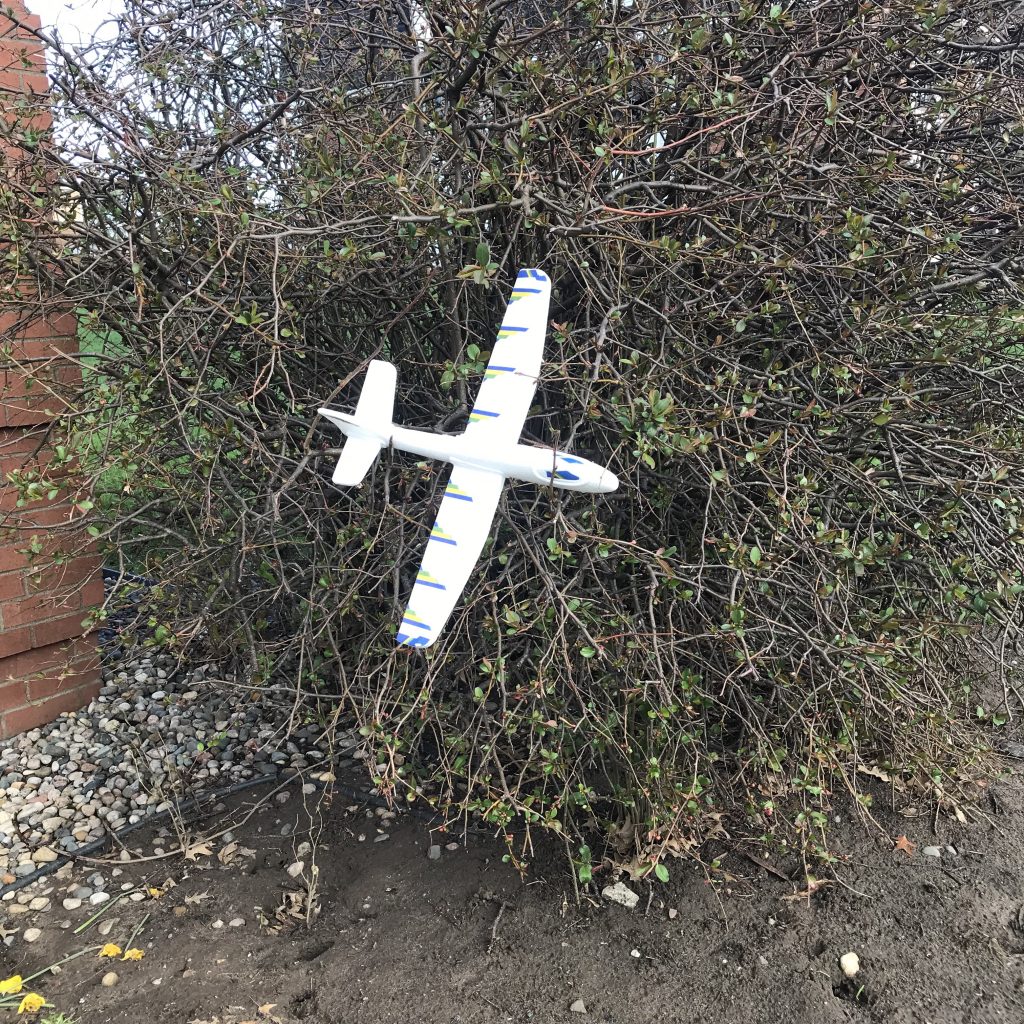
top-left (389, 425), bottom-right (618, 494)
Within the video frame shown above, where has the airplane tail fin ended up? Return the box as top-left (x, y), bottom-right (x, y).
top-left (317, 360), bottom-right (397, 487)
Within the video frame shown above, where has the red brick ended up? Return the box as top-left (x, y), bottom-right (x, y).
top-left (0, 625), bottom-right (31, 660)
top-left (25, 555), bottom-right (100, 594)
top-left (2, 588), bottom-right (82, 630)
top-left (26, 658), bottom-right (100, 701)
top-left (0, 39), bottom-right (44, 65)
top-left (0, 438), bottom-right (59, 469)
top-left (1, 682), bottom-right (99, 737)
top-left (0, 446), bottom-right (61, 479)
top-left (0, 540), bottom-right (37, 572)
top-left (1, 313), bottom-right (77, 339)
top-left (0, 569), bottom-right (25, 600)
top-left (80, 573), bottom-right (103, 606)
top-left (0, 5), bottom-right (102, 741)
top-left (0, 424), bottom-right (48, 455)
top-left (1, 633), bottom-right (96, 679)
top-left (0, 532), bottom-right (97, 573)
top-left (3, 500), bottom-right (83, 530)
top-left (32, 612), bottom-right (90, 648)
top-left (0, 404), bottom-right (59, 427)
top-left (0, 361), bottom-right (80, 401)
top-left (0, 486), bottom-right (57, 515)
top-left (0, 678), bottom-right (26, 708)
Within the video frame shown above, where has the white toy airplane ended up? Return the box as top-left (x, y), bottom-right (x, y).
top-left (318, 268), bottom-right (618, 648)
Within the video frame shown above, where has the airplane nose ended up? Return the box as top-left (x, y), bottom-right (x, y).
top-left (599, 471), bottom-right (619, 493)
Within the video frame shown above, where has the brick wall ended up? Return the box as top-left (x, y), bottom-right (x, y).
top-left (1, 1), bottom-right (102, 739)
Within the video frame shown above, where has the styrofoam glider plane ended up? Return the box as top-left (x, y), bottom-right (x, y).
top-left (318, 268), bottom-right (618, 648)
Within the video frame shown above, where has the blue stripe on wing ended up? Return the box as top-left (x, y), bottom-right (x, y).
top-left (416, 569), bottom-right (446, 590)
top-left (429, 525), bottom-right (457, 545)
top-left (397, 633), bottom-right (430, 648)
top-left (401, 610), bottom-right (431, 630)
top-left (444, 483), bottom-right (473, 502)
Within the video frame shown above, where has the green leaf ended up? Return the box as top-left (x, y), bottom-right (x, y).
top-left (475, 241), bottom-right (490, 265)
top-left (580, 647), bottom-right (596, 659)
top-left (577, 844), bottom-right (593, 883)
top-left (654, 863), bottom-right (670, 883)
top-left (749, 547), bottom-right (761, 565)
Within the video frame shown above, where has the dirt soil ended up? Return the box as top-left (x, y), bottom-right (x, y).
top-left (3, 763), bottom-right (1024, 1024)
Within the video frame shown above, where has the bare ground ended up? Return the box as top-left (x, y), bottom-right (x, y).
top-left (3, 762), bottom-right (1024, 1024)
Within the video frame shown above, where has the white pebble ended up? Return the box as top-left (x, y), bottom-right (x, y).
top-left (840, 952), bottom-right (860, 978)
top-left (101, 971), bottom-right (119, 987)
top-left (602, 882), bottom-right (639, 909)
top-left (23, 928), bottom-right (41, 942)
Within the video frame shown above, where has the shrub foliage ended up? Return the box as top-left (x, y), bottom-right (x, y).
top-left (4, 0), bottom-right (1024, 870)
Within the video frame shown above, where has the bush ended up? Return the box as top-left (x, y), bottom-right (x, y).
top-left (4, 0), bottom-right (1024, 874)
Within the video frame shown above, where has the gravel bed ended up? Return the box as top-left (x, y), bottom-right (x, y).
top-left (0, 651), bottom-right (355, 879)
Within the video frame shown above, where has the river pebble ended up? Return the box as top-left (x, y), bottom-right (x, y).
top-left (0, 651), bottom-right (363, 875)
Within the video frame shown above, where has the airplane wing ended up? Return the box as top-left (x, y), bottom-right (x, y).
top-left (396, 465), bottom-right (506, 648)
top-left (465, 268), bottom-right (551, 441)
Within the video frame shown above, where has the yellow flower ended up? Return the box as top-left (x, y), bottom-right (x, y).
top-left (99, 943), bottom-right (123, 958)
top-left (121, 948), bottom-right (145, 961)
top-left (0, 976), bottom-right (23, 996)
top-left (147, 887), bottom-right (163, 899)
top-left (16, 993), bottom-right (45, 1014)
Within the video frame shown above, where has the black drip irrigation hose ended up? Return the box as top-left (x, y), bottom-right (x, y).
top-left (0, 768), bottom-right (425, 899)
top-left (5, 569), bottom-right (506, 899)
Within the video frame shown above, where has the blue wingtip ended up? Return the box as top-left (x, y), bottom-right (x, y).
top-left (397, 633), bottom-right (430, 649)
top-left (517, 268), bottom-right (549, 282)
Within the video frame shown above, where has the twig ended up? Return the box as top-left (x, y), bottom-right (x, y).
top-left (124, 912), bottom-right (151, 950)
top-left (74, 888), bottom-right (139, 935)
top-left (487, 900), bottom-right (508, 954)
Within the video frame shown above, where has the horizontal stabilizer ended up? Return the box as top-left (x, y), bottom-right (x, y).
top-left (331, 436), bottom-right (384, 486)
top-left (318, 360), bottom-right (398, 488)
